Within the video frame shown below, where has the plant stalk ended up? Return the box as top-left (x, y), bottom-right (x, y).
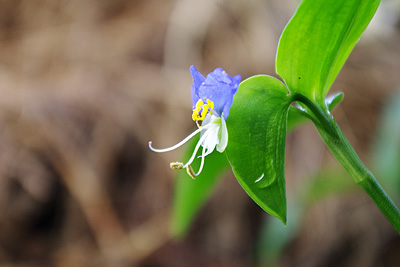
top-left (300, 96), bottom-right (400, 234)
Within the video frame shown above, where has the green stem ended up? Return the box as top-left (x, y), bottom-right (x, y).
top-left (298, 95), bottom-right (400, 234)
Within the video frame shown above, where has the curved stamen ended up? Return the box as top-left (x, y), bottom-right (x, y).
top-left (148, 124), bottom-right (211, 153)
top-left (194, 145), bottom-right (207, 176)
top-left (183, 130), bottom-right (210, 168)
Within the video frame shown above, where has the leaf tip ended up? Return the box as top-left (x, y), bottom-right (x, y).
top-left (273, 211), bottom-right (287, 226)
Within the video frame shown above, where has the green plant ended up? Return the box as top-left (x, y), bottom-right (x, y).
top-left (152, 0), bottom-right (400, 236)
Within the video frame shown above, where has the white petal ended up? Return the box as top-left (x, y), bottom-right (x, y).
top-left (216, 114), bottom-right (228, 152)
top-left (201, 126), bottom-right (219, 157)
top-left (202, 113), bottom-right (213, 125)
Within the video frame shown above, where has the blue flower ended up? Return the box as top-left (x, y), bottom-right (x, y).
top-left (191, 65), bottom-right (241, 119)
top-left (149, 65), bottom-right (241, 178)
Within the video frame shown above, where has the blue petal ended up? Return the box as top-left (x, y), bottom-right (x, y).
top-left (193, 67), bottom-right (240, 118)
top-left (190, 65), bottom-right (205, 108)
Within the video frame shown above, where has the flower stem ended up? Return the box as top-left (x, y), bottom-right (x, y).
top-left (298, 95), bottom-right (400, 234)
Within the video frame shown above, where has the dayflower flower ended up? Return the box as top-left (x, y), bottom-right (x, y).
top-left (149, 65), bottom-right (241, 178)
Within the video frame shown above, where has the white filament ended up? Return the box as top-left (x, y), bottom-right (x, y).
top-left (148, 123), bottom-right (211, 152)
top-left (183, 129), bottom-right (210, 168)
top-left (194, 145), bottom-right (207, 177)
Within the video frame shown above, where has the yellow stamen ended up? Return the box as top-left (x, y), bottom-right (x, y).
top-left (196, 99), bottom-right (204, 108)
top-left (200, 103), bottom-right (209, 119)
top-left (170, 162), bottom-right (184, 169)
top-left (192, 99), bottom-right (215, 122)
top-left (192, 106), bottom-right (202, 121)
top-left (186, 165), bottom-right (196, 179)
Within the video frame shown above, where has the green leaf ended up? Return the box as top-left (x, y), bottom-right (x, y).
top-left (276, 0), bottom-right (380, 103)
top-left (226, 75), bottom-right (292, 223)
top-left (325, 92), bottom-right (344, 108)
top-left (170, 136), bottom-right (230, 238)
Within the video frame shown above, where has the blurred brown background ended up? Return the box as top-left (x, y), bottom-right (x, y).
top-left (0, 0), bottom-right (399, 266)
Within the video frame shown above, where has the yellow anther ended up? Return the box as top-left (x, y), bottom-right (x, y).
top-left (196, 99), bottom-right (203, 108)
top-left (170, 162), bottom-right (184, 169)
top-left (186, 165), bottom-right (196, 179)
top-left (200, 104), bottom-right (209, 119)
top-left (191, 99), bottom-right (215, 122)
top-left (192, 106), bottom-right (202, 121)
